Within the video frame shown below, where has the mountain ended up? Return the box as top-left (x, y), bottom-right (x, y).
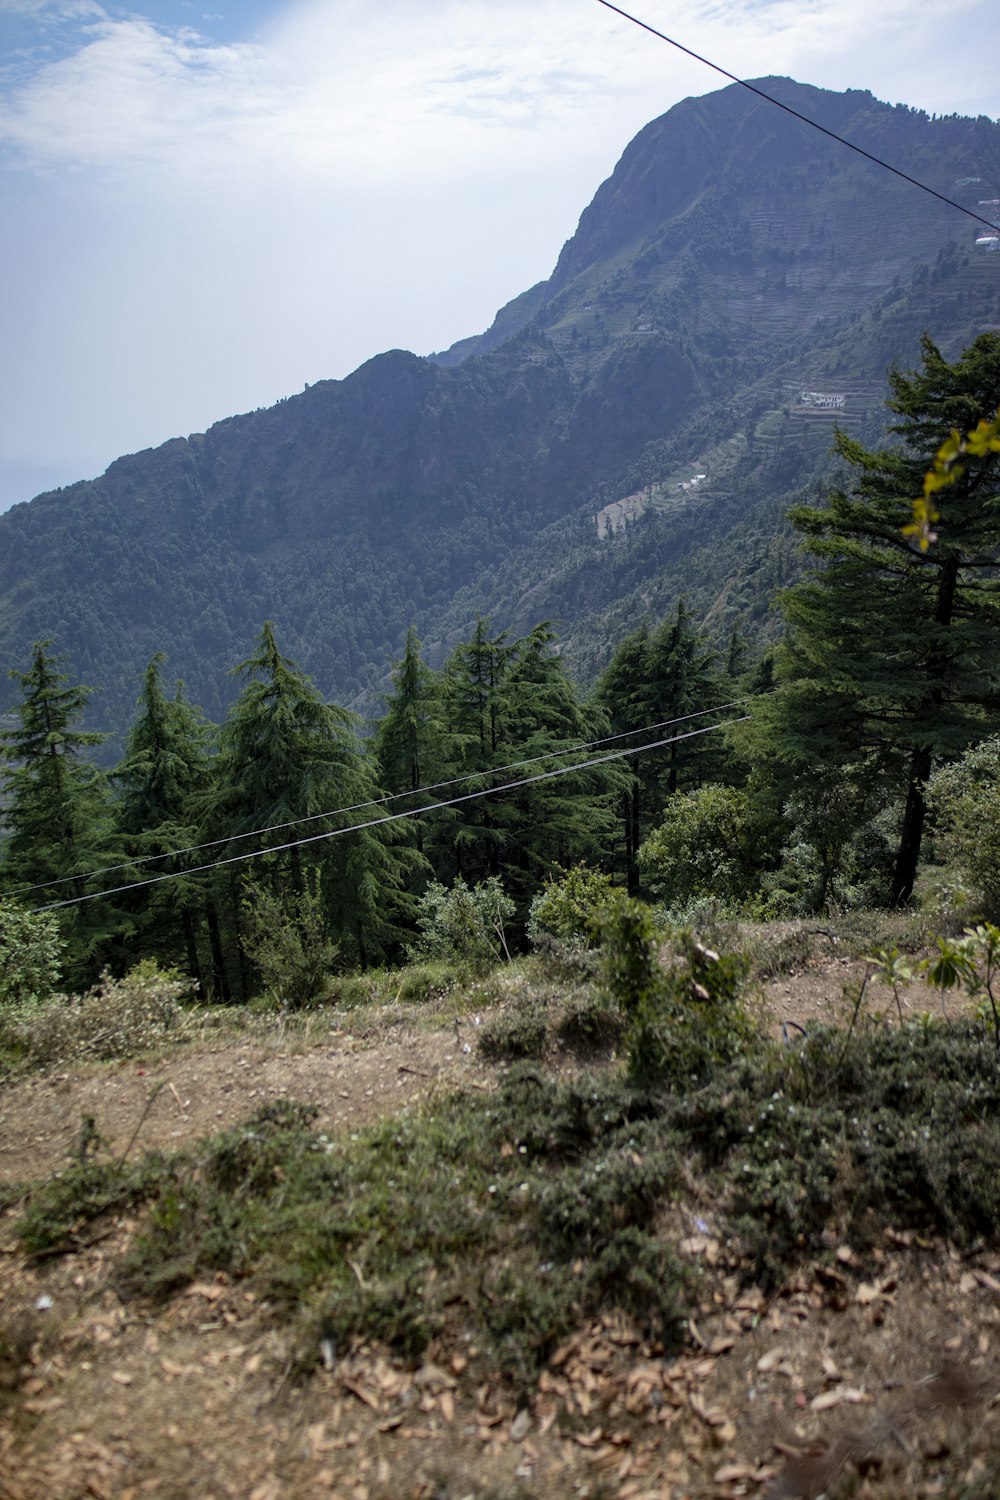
top-left (2, 78), bottom-right (1000, 746)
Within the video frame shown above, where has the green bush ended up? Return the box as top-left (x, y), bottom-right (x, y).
top-left (17, 1150), bottom-right (168, 1257)
top-left (760, 781), bottom-right (898, 915)
top-left (928, 737), bottom-right (1000, 917)
top-left (667, 1019), bottom-right (1000, 1284)
top-left (393, 961), bottom-right (467, 1004)
top-left (323, 962), bottom-right (466, 1008)
top-left (477, 1000), bottom-right (549, 1061)
top-left (241, 878), bottom-right (338, 1009)
top-left (638, 784), bottom-right (762, 909)
top-left (0, 897), bottom-right (63, 1009)
top-left (408, 877), bottom-right (514, 973)
top-left (596, 897), bottom-right (757, 1088)
top-left (44, 1070), bottom-right (688, 1388)
top-left (527, 863), bottom-right (615, 948)
top-left (552, 993), bottom-right (624, 1052)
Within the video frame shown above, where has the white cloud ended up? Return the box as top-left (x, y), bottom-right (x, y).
top-left (3, 1), bottom-right (995, 188)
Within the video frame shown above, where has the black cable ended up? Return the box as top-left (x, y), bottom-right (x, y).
top-left (7, 698), bottom-right (751, 899)
top-left (31, 715), bottom-right (749, 913)
top-left (596, 0), bottom-right (1000, 234)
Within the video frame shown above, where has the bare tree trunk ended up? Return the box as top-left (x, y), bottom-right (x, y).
top-left (891, 746), bottom-right (932, 906)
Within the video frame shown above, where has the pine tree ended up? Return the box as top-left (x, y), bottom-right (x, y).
top-left (495, 624), bottom-right (622, 908)
top-left (432, 619), bottom-right (621, 912)
top-left (596, 603), bottom-right (725, 892)
top-left (0, 642), bottom-right (118, 976)
top-left (214, 622), bottom-right (413, 971)
top-left (373, 626), bottom-right (446, 867)
top-left (114, 655), bottom-right (217, 989)
top-left (753, 333), bottom-right (1000, 904)
top-left (438, 618), bottom-right (516, 883)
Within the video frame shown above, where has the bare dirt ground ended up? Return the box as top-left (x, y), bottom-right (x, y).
top-left (0, 1024), bottom-right (490, 1188)
top-left (1, 956), bottom-right (996, 1500)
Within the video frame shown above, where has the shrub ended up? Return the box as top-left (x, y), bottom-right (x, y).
top-left (552, 993), bottom-right (624, 1052)
top-left (527, 863), bottom-right (615, 948)
top-left (393, 961), bottom-right (467, 1004)
top-left (0, 897), bottom-right (63, 1009)
top-left (760, 780), bottom-right (898, 915)
top-left (928, 737), bottom-right (1000, 917)
top-left (87, 1071), bottom-right (690, 1390)
top-left (241, 878), bottom-right (338, 1009)
top-left (5, 961), bottom-right (187, 1066)
top-left (597, 896), bottom-right (757, 1088)
top-left (477, 1001), bottom-right (549, 1061)
top-left (17, 1152), bottom-right (167, 1257)
top-left (408, 877), bottom-right (514, 973)
top-left (638, 784), bottom-right (762, 909)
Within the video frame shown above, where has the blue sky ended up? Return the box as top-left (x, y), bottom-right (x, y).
top-left (1, 0), bottom-right (998, 510)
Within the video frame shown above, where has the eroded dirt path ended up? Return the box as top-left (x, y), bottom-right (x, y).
top-left (0, 1024), bottom-right (491, 1187)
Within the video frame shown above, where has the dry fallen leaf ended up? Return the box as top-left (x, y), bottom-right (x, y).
top-left (185, 1282), bottom-right (225, 1302)
top-left (587, 1445), bottom-right (623, 1471)
top-left (714, 1461), bottom-right (757, 1482)
top-left (757, 1347), bottom-right (791, 1374)
top-left (510, 1409), bottom-right (531, 1442)
top-left (811, 1385), bottom-right (871, 1411)
top-left (708, 1336), bottom-right (737, 1356)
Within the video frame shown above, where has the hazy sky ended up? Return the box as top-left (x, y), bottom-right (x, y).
top-left (1, 0), bottom-right (998, 510)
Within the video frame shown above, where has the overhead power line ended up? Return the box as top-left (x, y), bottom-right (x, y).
top-left (9, 698), bottom-right (751, 900)
top-left (595, 0), bottom-right (1000, 235)
top-left (31, 714), bottom-right (749, 914)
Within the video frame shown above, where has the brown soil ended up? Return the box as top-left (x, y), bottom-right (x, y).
top-left (0, 1024), bottom-right (490, 1188)
top-left (1, 958), bottom-right (996, 1500)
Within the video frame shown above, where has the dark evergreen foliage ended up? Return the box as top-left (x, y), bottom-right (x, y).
top-left (113, 656), bottom-right (217, 988)
top-left (0, 643), bottom-right (121, 978)
top-left (751, 333), bottom-right (1000, 904)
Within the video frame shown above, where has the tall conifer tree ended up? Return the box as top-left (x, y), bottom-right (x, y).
top-left (114, 655), bottom-right (217, 988)
top-left (213, 622), bottom-right (412, 970)
top-left (0, 642), bottom-right (119, 975)
top-left (373, 626), bottom-right (446, 867)
top-left (752, 333), bottom-right (1000, 904)
top-left (596, 603), bottom-right (724, 892)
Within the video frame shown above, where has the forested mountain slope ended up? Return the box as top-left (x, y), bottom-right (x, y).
top-left (2, 77), bottom-right (999, 742)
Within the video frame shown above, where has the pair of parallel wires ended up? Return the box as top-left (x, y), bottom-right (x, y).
top-left (19, 700), bottom-right (750, 912)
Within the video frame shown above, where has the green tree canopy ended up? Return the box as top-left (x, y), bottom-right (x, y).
top-left (596, 602), bottom-right (728, 892)
top-left (213, 622), bottom-right (414, 969)
top-left (0, 642), bottom-right (120, 976)
top-left (750, 333), bottom-right (1000, 904)
top-left (114, 655), bottom-right (217, 985)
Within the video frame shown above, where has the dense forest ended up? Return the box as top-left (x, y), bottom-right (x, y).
top-left (3, 335), bottom-right (1000, 1001)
